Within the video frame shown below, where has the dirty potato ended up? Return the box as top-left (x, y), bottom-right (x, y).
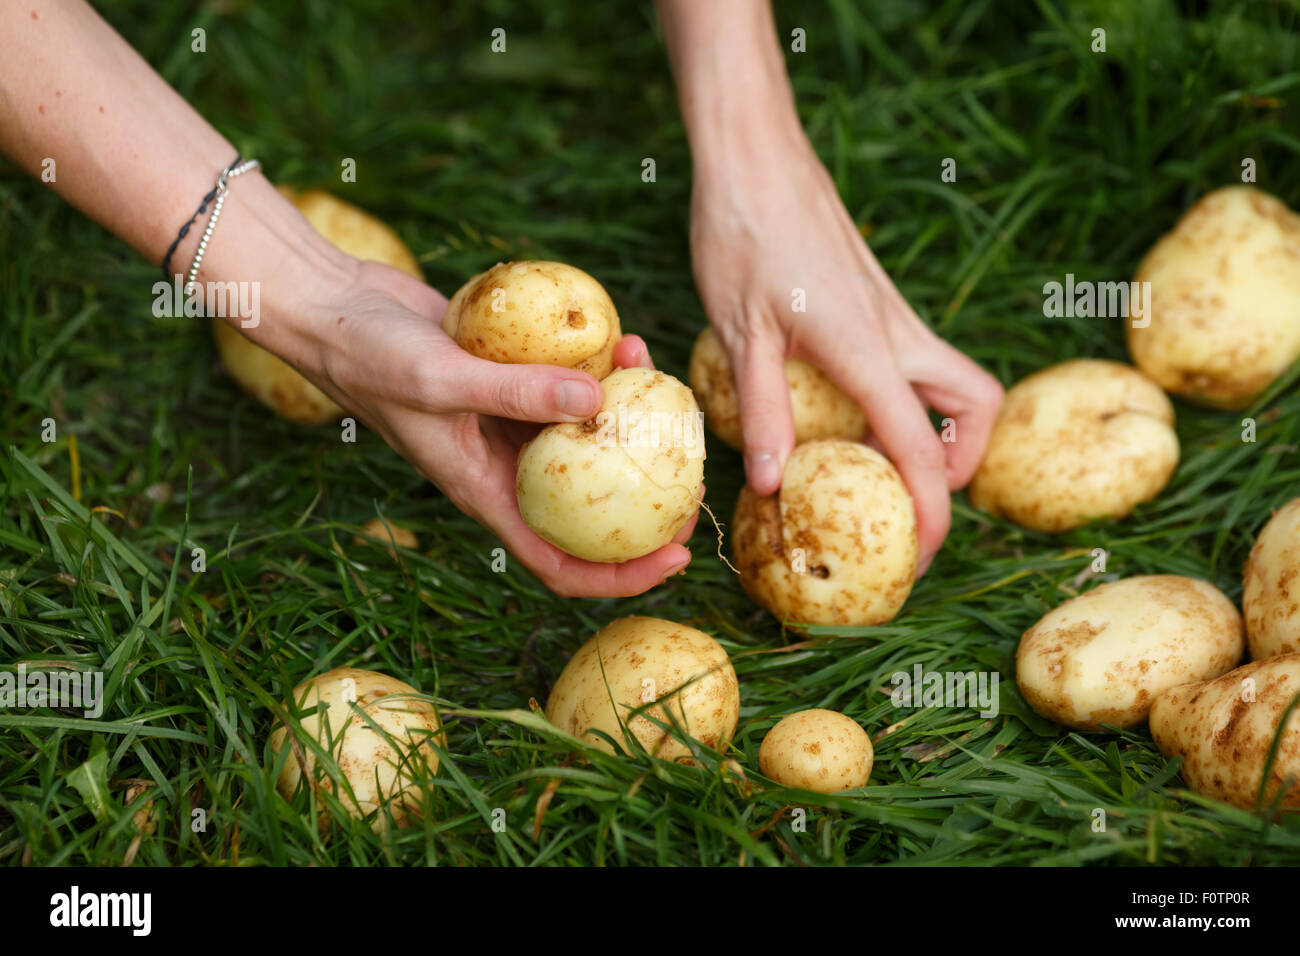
top-left (732, 440), bottom-right (917, 626)
top-left (442, 260), bottom-right (622, 378)
top-left (688, 328), bottom-right (867, 451)
top-left (969, 359), bottom-right (1179, 533)
top-left (758, 708), bottom-right (874, 793)
top-left (544, 616), bottom-right (739, 761)
top-left (268, 666), bottom-right (442, 832)
top-left (1016, 575), bottom-right (1244, 730)
top-left (1149, 652), bottom-right (1300, 812)
top-left (212, 187), bottom-right (422, 425)
top-left (1127, 186), bottom-right (1300, 408)
top-left (1244, 497), bottom-right (1300, 660)
top-left (516, 367), bottom-right (704, 562)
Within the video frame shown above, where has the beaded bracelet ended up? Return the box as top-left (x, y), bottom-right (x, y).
top-left (160, 155), bottom-right (261, 294)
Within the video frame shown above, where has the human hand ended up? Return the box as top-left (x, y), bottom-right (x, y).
top-left (248, 257), bottom-right (698, 598)
top-left (689, 138), bottom-right (1003, 573)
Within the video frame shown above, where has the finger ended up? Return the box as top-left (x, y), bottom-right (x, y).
top-left (906, 347), bottom-right (1004, 490)
top-left (613, 334), bottom-right (655, 370)
top-left (731, 333), bottom-right (796, 495)
top-left (440, 355), bottom-right (603, 423)
top-left (816, 342), bottom-right (951, 577)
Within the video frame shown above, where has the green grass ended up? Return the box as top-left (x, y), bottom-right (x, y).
top-left (3, 0), bottom-right (1300, 865)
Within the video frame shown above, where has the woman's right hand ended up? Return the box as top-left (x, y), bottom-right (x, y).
top-left (256, 257), bottom-right (697, 598)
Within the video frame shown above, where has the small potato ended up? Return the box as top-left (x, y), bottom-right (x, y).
top-left (758, 709), bottom-right (873, 793)
top-left (1016, 575), bottom-right (1244, 731)
top-left (1244, 497), bottom-right (1300, 660)
top-left (688, 328), bottom-right (867, 451)
top-left (516, 367), bottom-right (704, 562)
top-left (354, 517), bottom-right (419, 555)
top-left (544, 616), bottom-right (739, 760)
top-left (268, 666), bottom-right (441, 831)
top-left (442, 261), bottom-right (621, 378)
top-left (212, 187), bottom-right (422, 425)
top-left (732, 440), bottom-right (917, 626)
top-left (1127, 186), bottom-right (1300, 408)
top-left (969, 359), bottom-right (1179, 533)
top-left (1150, 652), bottom-right (1300, 812)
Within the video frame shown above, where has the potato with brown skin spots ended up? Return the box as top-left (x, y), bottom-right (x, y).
top-left (516, 367), bottom-right (704, 562)
top-left (442, 261), bottom-right (622, 378)
top-left (969, 359), bottom-right (1179, 533)
top-left (1244, 497), bottom-right (1300, 660)
top-left (544, 616), bottom-right (739, 761)
top-left (1150, 653), bottom-right (1300, 812)
top-left (759, 709), bottom-right (873, 793)
top-left (268, 667), bottom-right (442, 832)
top-left (732, 440), bottom-right (917, 626)
top-left (1016, 575), bottom-right (1244, 731)
top-left (1127, 186), bottom-right (1300, 408)
top-left (688, 328), bottom-right (867, 450)
top-left (212, 188), bottom-right (423, 425)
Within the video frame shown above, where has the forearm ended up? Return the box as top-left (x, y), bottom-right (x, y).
top-left (654, 0), bottom-right (806, 177)
top-left (0, 2), bottom-right (354, 360)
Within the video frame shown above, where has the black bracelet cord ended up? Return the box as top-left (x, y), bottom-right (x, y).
top-left (160, 154), bottom-right (243, 280)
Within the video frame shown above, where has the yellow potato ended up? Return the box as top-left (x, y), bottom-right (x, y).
top-left (354, 517), bottom-right (419, 555)
top-left (1150, 652), bottom-right (1300, 812)
top-left (212, 188), bottom-right (422, 425)
top-left (442, 260), bottom-right (621, 378)
top-left (1244, 497), bottom-right (1300, 659)
top-left (516, 367), bottom-right (704, 562)
top-left (688, 328), bottom-right (867, 451)
top-left (1016, 575), bottom-right (1244, 731)
top-left (544, 616), bottom-right (739, 760)
top-left (758, 709), bottom-right (873, 793)
top-left (1127, 186), bottom-right (1300, 408)
top-left (269, 666), bottom-right (441, 832)
top-left (969, 359), bottom-right (1179, 533)
top-left (732, 440), bottom-right (917, 626)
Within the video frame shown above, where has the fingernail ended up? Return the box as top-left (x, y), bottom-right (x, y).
top-left (660, 557), bottom-right (689, 582)
top-left (747, 452), bottom-right (779, 492)
top-left (556, 380), bottom-right (598, 419)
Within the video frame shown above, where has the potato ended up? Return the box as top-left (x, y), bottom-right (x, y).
top-left (1244, 497), bottom-right (1300, 660)
top-left (354, 517), bottom-right (419, 555)
top-left (1016, 575), bottom-right (1244, 731)
top-left (969, 359), bottom-right (1179, 533)
top-left (688, 328), bottom-right (867, 451)
top-left (1149, 653), bottom-right (1300, 812)
top-left (269, 666), bottom-right (441, 831)
top-left (1127, 186), bottom-right (1300, 408)
top-left (212, 187), bottom-right (423, 425)
top-left (544, 616), bottom-right (739, 760)
top-left (731, 440), bottom-right (917, 626)
top-left (516, 367), bottom-right (704, 562)
top-left (758, 709), bottom-right (873, 793)
top-left (442, 261), bottom-right (621, 378)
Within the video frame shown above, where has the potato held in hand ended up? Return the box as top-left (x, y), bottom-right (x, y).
top-left (268, 666), bottom-right (441, 832)
top-left (212, 188), bottom-right (423, 425)
top-left (442, 261), bottom-right (622, 378)
top-left (1016, 575), bottom-right (1244, 731)
top-left (732, 440), bottom-right (917, 626)
top-left (517, 367), bottom-right (704, 562)
top-left (1244, 497), bottom-right (1300, 659)
top-left (1127, 186), bottom-right (1300, 408)
top-left (1150, 653), bottom-right (1300, 812)
top-left (969, 359), bottom-right (1178, 533)
top-left (689, 328), bottom-right (867, 450)
top-left (545, 616), bottom-right (739, 760)
top-left (759, 709), bottom-right (873, 793)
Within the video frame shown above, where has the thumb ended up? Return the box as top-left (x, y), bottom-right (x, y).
top-left (443, 355), bottom-right (603, 423)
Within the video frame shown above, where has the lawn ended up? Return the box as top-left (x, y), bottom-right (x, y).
top-left (2, 0), bottom-right (1300, 866)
